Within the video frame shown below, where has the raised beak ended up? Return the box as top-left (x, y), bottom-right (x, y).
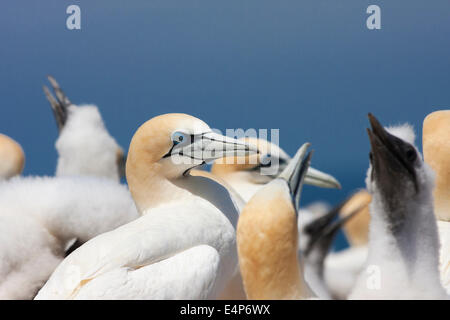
top-left (278, 143), bottom-right (313, 212)
top-left (367, 113), bottom-right (418, 193)
top-left (176, 131), bottom-right (259, 164)
top-left (304, 196), bottom-right (365, 257)
top-left (43, 75), bottom-right (72, 133)
top-left (305, 167), bottom-right (341, 190)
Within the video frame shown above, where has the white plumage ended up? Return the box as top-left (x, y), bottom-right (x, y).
top-left (35, 113), bottom-right (256, 300)
top-left (0, 176), bottom-right (138, 299)
top-left (349, 116), bottom-right (448, 299)
top-left (55, 104), bottom-right (124, 181)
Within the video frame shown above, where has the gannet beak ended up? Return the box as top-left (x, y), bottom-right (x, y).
top-left (367, 113), bottom-right (418, 193)
top-left (304, 198), bottom-right (364, 256)
top-left (43, 75), bottom-right (72, 133)
top-left (175, 131), bottom-right (259, 164)
top-left (278, 143), bottom-right (313, 212)
top-left (305, 167), bottom-right (341, 190)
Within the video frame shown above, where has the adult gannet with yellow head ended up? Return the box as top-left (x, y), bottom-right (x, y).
top-left (349, 114), bottom-right (448, 299)
top-left (0, 134), bottom-right (24, 180)
top-left (237, 143), bottom-right (316, 299)
top-left (35, 113), bottom-right (257, 299)
top-left (423, 110), bottom-right (450, 293)
top-left (212, 137), bottom-right (341, 202)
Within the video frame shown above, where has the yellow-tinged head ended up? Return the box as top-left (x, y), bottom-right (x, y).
top-left (212, 137), bottom-right (289, 183)
top-left (0, 134), bottom-right (25, 180)
top-left (339, 190), bottom-right (372, 247)
top-left (212, 137), bottom-right (341, 196)
top-left (125, 113), bottom-right (257, 212)
top-left (423, 110), bottom-right (450, 221)
top-left (237, 143), bottom-right (314, 300)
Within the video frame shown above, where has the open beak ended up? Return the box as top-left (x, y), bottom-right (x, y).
top-left (43, 75), bottom-right (72, 133)
top-left (305, 167), bottom-right (341, 190)
top-left (304, 196), bottom-right (365, 257)
top-left (173, 131), bottom-right (259, 164)
top-left (367, 113), bottom-right (418, 193)
top-left (278, 143), bottom-right (313, 212)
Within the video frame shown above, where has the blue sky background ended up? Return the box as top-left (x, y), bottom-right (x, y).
top-left (1, 1), bottom-right (449, 248)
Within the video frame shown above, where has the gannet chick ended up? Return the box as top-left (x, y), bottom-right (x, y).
top-left (212, 137), bottom-right (341, 202)
top-left (0, 176), bottom-right (137, 299)
top-left (0, 134), bottom-right (24, 180)
top-left (300, 198), bottom-right (365, 299)
top-left (349, 114), bottom-right (448, 299)
top-left (423, 110), bottom-right (450, 293)
top-left (237, 143), bottom-right (317, 299)
top-left (35, 113), bottom-right (257, 300)
top-left (323, 190), bottom-right (371, 299)
top-left (44, 76), bottom-right (125, 181)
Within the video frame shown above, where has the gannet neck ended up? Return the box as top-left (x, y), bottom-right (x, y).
top-left (340, 190), bottom-right (372, 247)
top-left (0, 134), bottom-right (25, 180)
top-left (125, 113), bottom-right (255, 215)
top-left (423, 110), bottom-right (450, 221)
top-left (356, 115), bottom-right (447, 298)
top-left (237, 180), bottom-right (313, 299)
top-left (364, 185), bottom-right (445, 296)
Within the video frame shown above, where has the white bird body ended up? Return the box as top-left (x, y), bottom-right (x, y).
top-left (349, 116), bottom-right (448, 300)
top-left (324, 246), bottom-right (368, 299)
top-left (321, 190), bottom-right (371, 299)
top-left (0, 176), bottom-right (138, 299)
top-left (437, 221), bottom-right (450, 293)
top-left (36, 194), bottom-right (236, 299)
top-left (0, 77), bottom-right (135, 299)
top-left (55, 104), bottom-right (124, 181)
top-left (36, 113), bottom-right (256, 300)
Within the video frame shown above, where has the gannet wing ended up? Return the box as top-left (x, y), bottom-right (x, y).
top-left (72, 245), bottom-right (221, 299)
top-left (35, 202), bottom-right (234, 299)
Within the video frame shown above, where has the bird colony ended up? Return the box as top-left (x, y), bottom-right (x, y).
top-left (0, 77), bottom-right (449, 300)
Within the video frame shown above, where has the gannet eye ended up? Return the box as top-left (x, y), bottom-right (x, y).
top-left (260, 153), bottom-right (272, 166)
top-left (406, 148), bottom-right (417, 162)
top-left (171, 132), bottom-right (186, 145)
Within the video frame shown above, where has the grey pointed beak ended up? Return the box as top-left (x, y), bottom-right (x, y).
top-left (278, 143), bottom-right (313, 212)
top-left (173, 131), bottom-right (259, 164)
top-left (367, 113), bottom-right (418, 193)
top-left (305, 167), bottom-right (341, 190)
top-left (304, 195), bottom-right (365, 258)
top-left (43, 75), bottom-right (72, 133)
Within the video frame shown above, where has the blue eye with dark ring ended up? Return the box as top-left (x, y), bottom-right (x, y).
top-left (172, 132), bottom-right (186, 145)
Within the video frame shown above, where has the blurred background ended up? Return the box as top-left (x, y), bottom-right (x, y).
top-left (1, 1), bottom-right (449, 248)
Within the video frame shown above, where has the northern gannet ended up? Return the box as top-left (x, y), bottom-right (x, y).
top-left (0, 134), bottom-right (25, 180)
top-left (349, 114), bottom-right (448, 299)
top-left (35, 113), bottom-right (257, 299)
top-left (301, 197), bottom-right (365, 299)
top-left (0, 77), bottom-right (137, 299)
top-left (237, 143), bottom-right (316, 299)
top-left (323, 190), bottom-right (371, 299)
top-left (212, 137), bottom-right (341, 299)
top-left (211, 137), bottom-right (341, 202)
top-left (423, 110), bottom-right (450, 293)
top-left (0, 176), bottom-right (137, 299)
top-left (43, 76), bottom-right (125, 181)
